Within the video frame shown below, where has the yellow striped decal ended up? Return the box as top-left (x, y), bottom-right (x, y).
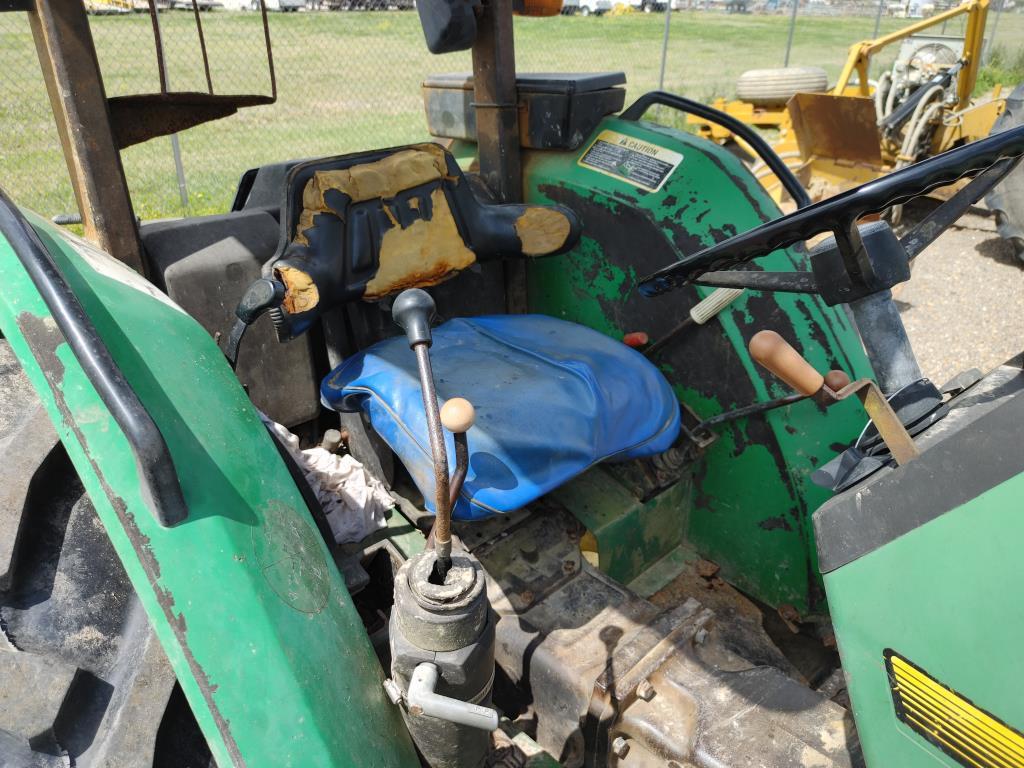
top-left (885, 650), bottom-right (1024, 768)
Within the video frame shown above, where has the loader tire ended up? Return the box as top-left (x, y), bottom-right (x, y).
top-left (985, 84), bottom-right (1024, 262)
top-left (735, 66), bottom-right (829, 107)
top-left (0, 339), bottom-right (214, 768)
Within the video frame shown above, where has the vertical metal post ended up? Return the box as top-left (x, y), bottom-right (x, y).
top-left (27, 0), bottom-right (148, 276)
top-left (658, 3), bottom-right (672, 90)
top-left (472, 0), bottom-right (526, 312)
top-left (170, 135), bottom-right (189, 210)
top-left (471, 0), bottom-right (522, 204)
top-left (983, 0), bottom-right (1003, 64)
top-left (782, 0), bottom-right (799, 67)
top-left (152, 6), bottom-right (189, 211)
top-left (872, 0), bottom-right (884, 38)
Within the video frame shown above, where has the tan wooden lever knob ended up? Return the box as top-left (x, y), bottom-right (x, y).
top-left (440, 397), bottom-right (475, 433)
top-left (748, 330), bottom-right (825, 396)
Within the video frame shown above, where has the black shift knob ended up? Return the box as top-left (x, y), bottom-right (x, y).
top-left (392, 289), bottom-right (436, 348)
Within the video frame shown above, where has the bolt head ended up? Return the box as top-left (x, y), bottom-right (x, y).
top-left (611, 736), bottom-right (630, 758)
top-left (694, 628), bottom-right (709, 645)
top-left (636, 680), bottom-right (656, 701)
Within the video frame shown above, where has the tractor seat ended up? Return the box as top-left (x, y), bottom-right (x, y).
top-left (321, 314), bottom-right (680, 520)
top-left (256, 142), bottom-right (679, 519)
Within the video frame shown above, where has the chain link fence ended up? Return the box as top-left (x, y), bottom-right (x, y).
top-left (1, 2), bottom-right (1022, 223)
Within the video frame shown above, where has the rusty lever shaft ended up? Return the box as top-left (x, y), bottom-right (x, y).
top-left (394, 290), bottom-right (453, 576)
top-left (441, 398), bottom-right (475, 510)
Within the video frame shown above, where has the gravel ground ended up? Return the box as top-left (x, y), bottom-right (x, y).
top-left (896, 205), bottom-right (1024, 387)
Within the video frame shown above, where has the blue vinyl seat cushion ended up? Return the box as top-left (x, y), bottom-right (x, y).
top-left (321, 314), bottom-right (681, 520)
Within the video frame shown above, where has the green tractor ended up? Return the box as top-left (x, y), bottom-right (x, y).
top-left (2, 1), bottom-right (1024, 766)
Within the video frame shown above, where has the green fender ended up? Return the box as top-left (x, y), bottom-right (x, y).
top-left (0, 212), bottom-right (418, 768)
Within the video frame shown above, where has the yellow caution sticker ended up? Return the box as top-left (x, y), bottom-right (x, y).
top-left (577, 130), bottom-right (683, 193)
top-left (886, 649), bottom-right (1024, 767)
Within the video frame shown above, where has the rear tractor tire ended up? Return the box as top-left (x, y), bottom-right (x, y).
top-left (985, 84), bottom-right (1024, 262)
top-left (0, 340), bottom-right (213, 768)
top-left (735, 66), bottom-right (829, 108)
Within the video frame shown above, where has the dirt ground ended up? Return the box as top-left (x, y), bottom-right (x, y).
top-left (897, 205), bottom-right (1024, 387)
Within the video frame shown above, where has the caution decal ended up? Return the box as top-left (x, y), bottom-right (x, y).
top-left (578, 130), bottom-right (683, 192)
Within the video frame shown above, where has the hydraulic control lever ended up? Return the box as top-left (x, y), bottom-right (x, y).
top-left (225, 277), bottom-right (286, 369)
top-left (393, 289), bottom-right (475, 579)
top-left (749, 330), bottom-right (920, 466)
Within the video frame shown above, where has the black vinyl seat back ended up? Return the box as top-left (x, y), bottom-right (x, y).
top-left (264, 142), bottom-right (582, 341)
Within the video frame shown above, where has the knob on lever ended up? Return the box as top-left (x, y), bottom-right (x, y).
top-left (393, 288), bottom-right (437, 348)
top-left (748, 330), bottom-right (825, 397)
top-left (748, 330), bottom-right (920, 466)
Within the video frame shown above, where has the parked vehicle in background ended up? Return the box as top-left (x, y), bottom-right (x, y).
top-left (561, 0), bottom-right (612, 14)
top-left (323, 0), bottom-right (415, 8)
top-left (84, 0), bottom-right (132, 14)
top-left (671, 0), bottom-right (748, 10)
top-left (220, 0), bottom-right (303, 10)
top-left (253, 0), bottom-right (304, 10)
top-left (627, 0), bottom-right (669, 11)
top-left (168, 0), bottom-right (223, 8)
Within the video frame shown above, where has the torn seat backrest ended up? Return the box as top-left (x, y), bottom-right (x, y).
top-left (265, 143), bottom-right (581, 340)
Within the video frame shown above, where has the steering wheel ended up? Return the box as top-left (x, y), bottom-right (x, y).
top-left (638, 124), bottom-right (1024, 305)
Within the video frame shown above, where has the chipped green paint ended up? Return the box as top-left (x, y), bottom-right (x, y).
top-left (523, 116), bottom-right (873, 615)
top-left (0, 213), bottom-right (418, 767)
top-left (551, 466), bottom-right (690, 585)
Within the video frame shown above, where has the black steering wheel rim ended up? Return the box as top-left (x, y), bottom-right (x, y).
top-left (638, 123), bottom-right (1024, 298)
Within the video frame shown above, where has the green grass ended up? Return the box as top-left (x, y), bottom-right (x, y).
top-left (976, 43), bottom-right (1024, 95)
top-left (1, 8), bottom-right (1022, 221)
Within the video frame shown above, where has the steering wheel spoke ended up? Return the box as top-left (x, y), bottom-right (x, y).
top-left (639, 124), bottom-right (1024, 301)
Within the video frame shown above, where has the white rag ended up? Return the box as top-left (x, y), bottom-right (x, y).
top-left (262, 415), bottom-right (392, 544)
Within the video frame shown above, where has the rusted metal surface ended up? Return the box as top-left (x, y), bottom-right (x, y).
top-left (27, 0), bottom-right (147, 275)
top-left (117, 0), bottom-right (275, 150)
top-left (26, 0), bottom-right (277, 275)
top-left (811, 375), bottom-right (921, 466)
top-left (108, 93), bottom-right (274, 150)
top-left (851, 380), bottom-right (920, 465)
top-left (449, 431), bottom-right (469, 508)
top-left (471, 0), bottom-right (521, 204)
top-left (466, 506), bottom-right (861, 767)
top-left (471, 0), bottom-right (525, 312)
top-left (788, 93), bottom-right (883, 167)
top-left (414, 342), bottom-right (452, 566)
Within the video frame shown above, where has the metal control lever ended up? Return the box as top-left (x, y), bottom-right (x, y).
top-left (225, 278), bottom-right (286, 369)
top-left (749, 330), bottom-right (920, 466)
top-left (392, 289), bottom-right (455, 576)
top-left (406, 664), bottom-right (499, 732)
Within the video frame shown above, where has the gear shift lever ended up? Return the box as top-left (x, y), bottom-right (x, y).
top-left (393, 289), bottom-right (455, 576)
